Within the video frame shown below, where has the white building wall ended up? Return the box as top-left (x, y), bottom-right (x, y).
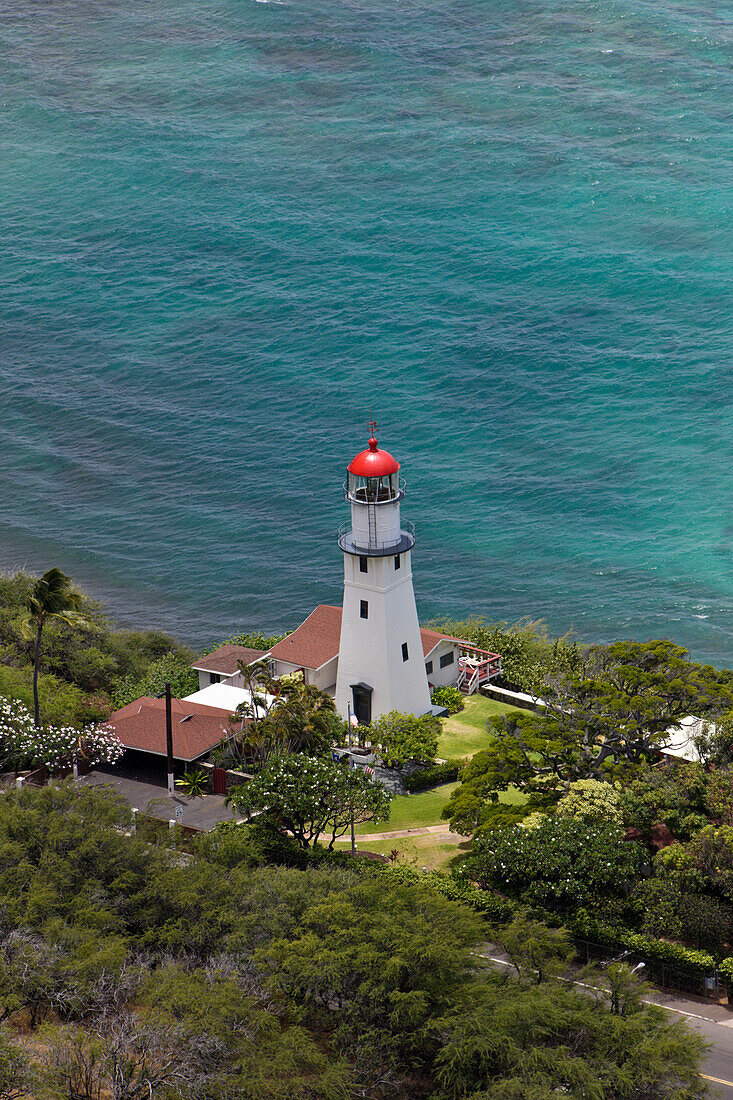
top-left (312, 656), bottom-right (338, 693)
top-left (335, 548), bottom-right (431, 722)
top-left (424, 642), bottom-right (460, 689)
top-left (350, 499), bottom-right (401, 549)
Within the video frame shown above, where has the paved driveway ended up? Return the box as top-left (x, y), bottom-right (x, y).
top-left (81, 769), bottom-right (244, 831)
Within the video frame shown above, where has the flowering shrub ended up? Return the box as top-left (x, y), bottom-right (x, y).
top-left (467, 817), bottom-right (644, 918)
top-left (0, 695), bottom-right (124, 772)
top-left (228, 753), bottom-right (391, 849)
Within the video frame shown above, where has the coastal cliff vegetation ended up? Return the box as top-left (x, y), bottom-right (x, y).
top-left (0, 782), bottom-right (707, 1099)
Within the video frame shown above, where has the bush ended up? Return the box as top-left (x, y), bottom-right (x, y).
top-left (403, 760), bottom-right (463, 792)
top-left (555, 779), bottom-right (623, 825)
top-left (370, 710), bottom-right (441, 767)
top-left (201, 630), bottom-right (289, 654)
top-left (571, 913), bottom-right (717, 977)
top-left (113, 652), bottom-right (198, 709)
top-left (467, 818), bottom-right (645, 919)
top-left (431, 687), bottom-right (464, 714)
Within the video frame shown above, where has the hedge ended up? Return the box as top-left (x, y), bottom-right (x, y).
top-left (571, 914), bottom-right (718, 977)
top-left (403, 760), bottom-right (463, 792)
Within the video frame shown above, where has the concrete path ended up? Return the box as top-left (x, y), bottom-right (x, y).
top-left (81, 770), bottom-right (243, 831)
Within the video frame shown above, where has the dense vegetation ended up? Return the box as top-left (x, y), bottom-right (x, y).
top-left (0, 571), bottom-right (197, 725)
top-left (0, 783), bottom-right (707, 1099)
top-left (444, 639), bottom-right (733, 964)
top-left (0, 572), bottom-right (291, 727)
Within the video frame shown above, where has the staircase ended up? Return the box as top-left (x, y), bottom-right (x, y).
top-left (458, 665), bottom-right (480, 695)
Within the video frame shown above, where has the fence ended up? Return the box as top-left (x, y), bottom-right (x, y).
top-left (573, 936), bottom-right (724, 1001)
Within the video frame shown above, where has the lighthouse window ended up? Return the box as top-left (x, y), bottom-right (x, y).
top-left (359, 556), bottom-right (368, 573)
top-left (360, 600), bottom-right (369, 619)
top-left (401, 642), bottom-right (409, 662)
top-left (394, 554), bottom-right (401, 570)
top-left (440, 651), bottom-right (455, 670)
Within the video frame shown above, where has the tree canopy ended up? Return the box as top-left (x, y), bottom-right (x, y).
top-left (227, 753), bottom-right (391, 849)
top-left (0, 782), bottom-right (706, 1099)
top-left (445, 640), bottom-right (732, 834)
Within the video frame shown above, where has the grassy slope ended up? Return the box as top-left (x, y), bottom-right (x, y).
top-left (336, 831), bottom-right (472, 872)
top-left (437, 693), bottom-right (524, 759)
top-left (355, 782), bottom-right (460, 834)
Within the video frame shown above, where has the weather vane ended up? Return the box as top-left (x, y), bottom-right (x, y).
top-left (368, 407), bottom-right (378, 439)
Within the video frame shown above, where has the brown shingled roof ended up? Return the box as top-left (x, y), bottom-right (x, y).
top-left (108, 697), bottom-right (231, 762)
top-left (191, 644), bottom-right (266, 677)
top-left (269, 605), bottom-right (343, 670)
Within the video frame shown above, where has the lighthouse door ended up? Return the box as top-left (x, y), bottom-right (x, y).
top-left (351, 683), bottom-right (373, 726)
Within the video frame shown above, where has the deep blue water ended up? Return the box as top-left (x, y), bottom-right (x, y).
top-left (0, 0), bottom-right (731, 663)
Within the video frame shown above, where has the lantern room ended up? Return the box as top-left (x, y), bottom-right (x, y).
top-left (345, 438), bottom-right (403, 504)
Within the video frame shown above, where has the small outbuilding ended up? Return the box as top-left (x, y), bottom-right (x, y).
top-left (190, 644), bottom-right (266, 691)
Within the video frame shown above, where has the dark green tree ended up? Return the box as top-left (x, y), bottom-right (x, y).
top-left (227, 754), bottom-right (390, 849)
top-left (19, 568), bottom-right (88, 727)
top-left (445, 640), bottom-right (731, 833)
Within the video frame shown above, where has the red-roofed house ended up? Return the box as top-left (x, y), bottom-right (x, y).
top-left (108, 696), bottom-right (233, 763)
top-left (190, 645), bottom-right (266, 691)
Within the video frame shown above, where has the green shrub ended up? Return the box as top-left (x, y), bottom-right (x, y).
top-left (431, 687), bottom-right (464, 715)
top-left (571, 914), bottom-right (717, 976)
top-left (466, 818), bottom-right (645, 919)
top-left (201, 630), bottom-right (289, 654)
top-left (718, 956), bottom-right (733, 985)
top-left (403, 760), bottom-right (463, 792)
top-left (113, 651), bottom-right (198, 708)
top-left (370, 710), bottom-right (441, 767)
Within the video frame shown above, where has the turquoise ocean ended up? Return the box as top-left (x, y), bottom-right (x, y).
top-left (0, 0), bottom-right (731, 662)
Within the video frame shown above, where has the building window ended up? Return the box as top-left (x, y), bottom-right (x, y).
top-left (359, 556), bottom-right (368, 573)
top-left (425, 660), bottom-right (433, 674)
top-left (209, 673), bottom-right (221, 685)
top-left (440, 651), bottom-right (455, 670)
top-left (401, 642), bottom-right (409, 662)
top-left (394, 554), bottom-right (400, 570)
top-left (360, 600), bottom-right (369, 619)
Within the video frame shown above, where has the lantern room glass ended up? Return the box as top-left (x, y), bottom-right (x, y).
top-left (347, 471), bottom-right (399, 503)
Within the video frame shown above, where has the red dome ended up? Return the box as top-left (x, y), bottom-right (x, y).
top-left (348, 437), bottom-right (400, 478)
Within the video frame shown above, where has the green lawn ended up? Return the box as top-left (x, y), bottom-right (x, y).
top-left (350, 696), bottom-right (530, 841)
top-left (354, 778), bottom-right (525, 838)
top-left (355, 782), bottom-right (459, 834)
top-left (437, 693), bottom-right (525, 759)
top-left (335, 831), bottom-right (471, 872)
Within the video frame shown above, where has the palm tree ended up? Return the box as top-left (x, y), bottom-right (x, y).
top-left (20, 568), bottom-right (88, 727)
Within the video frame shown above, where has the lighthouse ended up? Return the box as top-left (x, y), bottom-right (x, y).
top-left (335, 430), bottom-right (431, 725)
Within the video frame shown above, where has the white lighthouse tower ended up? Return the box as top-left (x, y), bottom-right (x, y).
top-left (335, 429), bottom-right (431, 725)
